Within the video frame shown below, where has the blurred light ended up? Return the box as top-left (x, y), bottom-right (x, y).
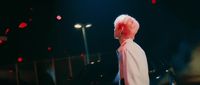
top-left (80, 53), bottom-right (85, 61)
top-left (166, 70), bottom-right (169, 72)
top-left (152, 0), bottom-right (156, 4)
top-left (0, 36), bottom-right (7, 45)
top-left (47, 68), bottom-right (56, 84)
top-left (85, 24), bottom-right (92, 28)
top-left (80, 53), bottom-right (84, 57)
top-left (149, 69), bottom-right (156, 73)
top-left (74, 24), bottom-right (82, 29)
top-left (18, 22), bottom-right (28, 29)
top-left (48, 46), bottom-right (52, 52)
top-left (5, 28), bottom-right (10, 35)
top-left (0, 40), bottom-right (3, 45)
top-left (17, 57), bottom-right (23, 63)
top-left (100, 74), bottom-right (103, 78)
top-left (9, 70), bottom-right (13, 73)
top-left (56, 15), bottom-right (62, 20)
top-left (80, 53), bottom-right (87, 65)
top-left (156, 76), bottom-right (160, 79)
top-left (97, 60), bottom-right (101, 62)
top-left (90, 61), bottom-right (95, 64)
top-left (30, 8), bottom-right (33, 11)
top-left (0, 36), bottom-right (7, 41)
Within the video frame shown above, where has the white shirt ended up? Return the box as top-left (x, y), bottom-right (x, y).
top-left (117, 39), bottom-right (149, 85)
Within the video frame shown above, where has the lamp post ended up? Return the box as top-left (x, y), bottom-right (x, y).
top-left (74, 23), bottom-right (92, 65)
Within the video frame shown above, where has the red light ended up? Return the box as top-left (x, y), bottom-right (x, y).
top-left (18, 22), bottom-right (28, 29)
top-left (17, 57), bottom-right (23, 63)
top-left (5, 28), bottom-right (10, 35)
top-left (48, 47), bottom-right (52, 52)
top-left (152, 0), bottom-right (156, 4)
top-left (56, 15), bottom-right (62, 20)
top-left (80, 53), bottom-right (85, 61)
top-left (0, 40), bottom-right (3, 45)
top-left (0, 36), bottom-right (7, 46)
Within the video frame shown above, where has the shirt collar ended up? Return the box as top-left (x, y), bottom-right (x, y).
top-left (121, 38), bottom-right (133, 46)
top-left (117, 38), bottom-right (133, 52)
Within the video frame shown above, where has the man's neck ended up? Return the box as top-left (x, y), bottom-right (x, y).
top-left (119, 38), bottom-right (126, 45)
top-left (119, 37), bottom-right (134, 45)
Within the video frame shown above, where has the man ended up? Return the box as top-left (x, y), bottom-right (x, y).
top-left (114, 14), bottom-right (149, 85)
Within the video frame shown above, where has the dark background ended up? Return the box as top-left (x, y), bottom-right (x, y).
top-left (0, 0), bottom-right (200, 84)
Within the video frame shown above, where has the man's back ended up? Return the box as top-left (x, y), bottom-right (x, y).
top-left (118, 39), bottom-right (149, 85)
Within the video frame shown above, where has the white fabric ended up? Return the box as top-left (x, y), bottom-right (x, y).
top-left (117, 39), bottom-right (149, 85)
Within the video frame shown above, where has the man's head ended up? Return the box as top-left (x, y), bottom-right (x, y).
top-left (114, 14), bottom-right (140, 40)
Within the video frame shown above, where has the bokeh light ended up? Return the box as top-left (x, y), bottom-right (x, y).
top-left (48, 46), bottom-right (52, 52)
top-left (18, 22), bottom-right (28, 29)
top-left (56, 15), bottom-right (62, 21)
top-left (17, 57), bottom-right (23, 63)
top-left (152, 0), bottom-right (156, 5)
top-left (5, 28), bottom-right (10, 35)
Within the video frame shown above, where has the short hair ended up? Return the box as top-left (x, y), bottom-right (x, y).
top-left (114, 14), bottom-right (140, 37)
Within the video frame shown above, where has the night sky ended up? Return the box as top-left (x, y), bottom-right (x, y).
top-left (0, 0), bottom-right (200, 71)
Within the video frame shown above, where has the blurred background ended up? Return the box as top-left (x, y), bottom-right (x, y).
top-left (0, 0), bottom-right (200, 85)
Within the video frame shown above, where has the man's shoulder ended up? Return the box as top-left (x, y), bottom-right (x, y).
top-left (118, 39), bottom-right (140, 52)
top-left (118, 42), bottom-right (131, 53)
top-left (125, 41), bottom-right (145, 52)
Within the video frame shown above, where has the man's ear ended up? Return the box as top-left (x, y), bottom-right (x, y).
top-left (117, 23), bottom-right (124, 31)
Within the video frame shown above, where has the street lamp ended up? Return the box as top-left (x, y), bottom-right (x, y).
top-left (74, 23), bottom-right (92, 65)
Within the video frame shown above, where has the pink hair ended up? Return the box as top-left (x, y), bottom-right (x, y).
top-left (114, 14), bottom-right (140, 38)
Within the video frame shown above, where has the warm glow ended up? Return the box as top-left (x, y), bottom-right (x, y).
top-left (48, 46), bottom-right (52, 52)
top-left (56, 15), bottom-right (62, 20)
top-left (0, 36), bottom-right (7, 41)
top-left (18, 57), bottom-right (23, 63)
top-left (19, 22), bottom-right (28, 29)
top-left (0, 40), bottom-right (3, 45)
top-left (5, 28), bottom-right (10, 35)
top-left (152, 0), bottom-right (156, 4)
top-left (74, 24), bottom-right (82, 29)
top-left (0, 36), bottom-right (7, 45)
